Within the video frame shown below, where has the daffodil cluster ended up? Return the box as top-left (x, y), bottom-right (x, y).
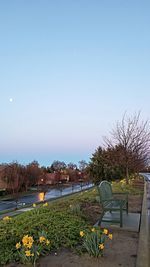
top-left (15, 231), bottom-right (51, 266)
top-left (2, 216), bottom-right (12, 222)
top-left (22, 235), bottom-right (34, 248)
top-left (39, 235), bottom-right (50, 245)
top-left (80, 227), bottom-right (113, 257)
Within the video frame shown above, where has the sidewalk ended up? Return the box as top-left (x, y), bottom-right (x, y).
top-left (136, 180), bottom-right (150, 267)
top-left (0, 207), bottom-right (34, 219)
top-left (95, 212), bottom-right (140, 232)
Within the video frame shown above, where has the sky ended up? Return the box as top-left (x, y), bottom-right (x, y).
top-left (0, 0), bottom-right (150, 167)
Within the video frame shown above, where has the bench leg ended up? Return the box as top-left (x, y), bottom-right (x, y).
top-left (98, 211), bottom-right (104, 226)
top-left (120, 208), bottom-right (123, 227)
top-left (126, 201), bottom-right (128, 214)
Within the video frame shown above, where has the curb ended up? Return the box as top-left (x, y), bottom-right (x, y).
top-left (136, 180), bottom-right (149, 267)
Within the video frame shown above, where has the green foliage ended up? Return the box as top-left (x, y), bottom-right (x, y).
top-left (112, 178), bottom-right (144, 195)
top-left (88, 144), bottom-right (144, 185)
top-left (0, 204), bottom-right (90, 265)
top-left (89, 147), bottom-right (107, 185)
top-left (69, 203), bottom-right (82, 216)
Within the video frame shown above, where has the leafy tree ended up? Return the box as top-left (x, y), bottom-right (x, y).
top-left (89, 145), bottom-right (134, 185)
top-left (103, 145), bottom-right (128, 180)
top-left (88, 147), bottom-right (107, 185)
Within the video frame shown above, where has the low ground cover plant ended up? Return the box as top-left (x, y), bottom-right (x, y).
top-left (0, 204), bottom-right (90, 265)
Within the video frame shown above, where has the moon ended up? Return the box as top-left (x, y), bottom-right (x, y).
top-left (9, 98), bottom-right (13, 102)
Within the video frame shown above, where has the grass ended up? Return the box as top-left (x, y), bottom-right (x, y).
top-left (112, 178), bottom-right (144, 195)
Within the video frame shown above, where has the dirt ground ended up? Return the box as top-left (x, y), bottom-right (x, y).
top-left (5, 195), bottom-right (142, 267)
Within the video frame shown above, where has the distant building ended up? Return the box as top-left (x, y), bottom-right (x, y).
top-left (38, 172), bottom-right (70, 185)
top-left (60, 174), bottom-right (69, 182)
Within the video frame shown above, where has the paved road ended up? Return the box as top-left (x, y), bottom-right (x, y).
top-left (0, 182), bottom-right (93, 211)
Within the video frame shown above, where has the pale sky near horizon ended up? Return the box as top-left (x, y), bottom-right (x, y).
top-left (0, 0), bottom-right (150, 167)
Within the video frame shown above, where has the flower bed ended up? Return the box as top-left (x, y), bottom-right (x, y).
top-left (0, 181), bottom-right (143, 266)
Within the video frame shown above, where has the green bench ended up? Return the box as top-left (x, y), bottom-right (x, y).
top-left (97, 180), bottom-right (128, 227)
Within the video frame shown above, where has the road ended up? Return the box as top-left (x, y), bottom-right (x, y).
top-left (0, 182), bottom-right (93, 211)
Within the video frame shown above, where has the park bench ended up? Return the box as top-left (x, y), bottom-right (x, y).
top-left (97, 180), bottom-right (128, 227)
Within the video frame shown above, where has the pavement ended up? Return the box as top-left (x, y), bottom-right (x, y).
top-left (147, 181), bottom-right (150, 240)
top-left (94, 212), bottom-right (141, 232)
top-left (136, 179), bottom-right (149, 267)
top-left (0, 207), bottom-right (34, 219)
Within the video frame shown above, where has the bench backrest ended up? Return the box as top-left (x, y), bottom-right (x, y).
top-left (97, 180), bottom-right (113, 203)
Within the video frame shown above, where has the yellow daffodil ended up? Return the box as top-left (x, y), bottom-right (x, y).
top-left (39, 236), bottom-right (46, 243)
top-left (16, 242), bottom-right (21, 249)
top-left (103, 228), bottom-right (108, 235)
top-left (3, 216), bottom-right (11, 221)
top-left (43, 202), bottom-right (48, 207)
top-left (28, 236), bottom-right (34, 243)
top-left (26, 242), bottom-right (33, 249)
top-left (22, 235), bottom-right (28, 245)
top-left (33, 203), bottom-right (36, 208)
top-left (91, 228), bottom-right (96, 232)
top-left (99, 243), bottom-right (104, 250)
top-left (120, 179), bottom-right (126, 184)
top-left (108, 234), bottom-right (113, 240)
top-left (22, 235), bottom-right (34, 247)
top-left (80, 231), bottom-right (85, 237)
top-left (25, 250), bottom-right (31, 257)
top-left (46, 239), bottom-right (50, 245)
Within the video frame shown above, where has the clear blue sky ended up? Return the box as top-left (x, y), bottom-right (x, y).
top-left (0, 0), bottom-right (150, 166)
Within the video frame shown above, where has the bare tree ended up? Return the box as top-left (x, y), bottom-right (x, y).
top-left (67, 162), bottom-right (77, 170)
top-left (78, 160), bottom-right (88, 172)
top-left (105, 112), bottom-right (150, 183)
top-left (51, 160), bottom-right (66, 171)
top-left (2, 162), bottom-right (24, 194)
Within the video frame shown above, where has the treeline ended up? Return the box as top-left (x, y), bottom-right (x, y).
top-left (0, 160), bottom-right (89, 194)
top-left (1, 112), bottom-right (150, 195)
